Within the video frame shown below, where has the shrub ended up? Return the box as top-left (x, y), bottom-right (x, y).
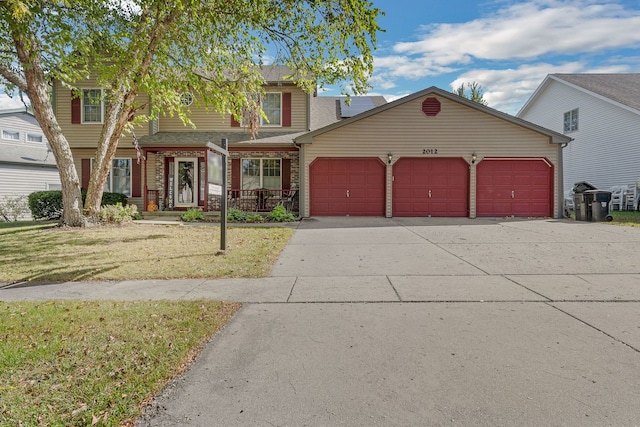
top-left (245, 213), bottom-right (265, 223)
top-left (267, 205), bottom-right (296, 222)
top-left (0, 195), bottom-right (30, 222)
top-left (28, 190), bottom-right (130, 221)
top-left (227, 207), bottom-right (247, 222)
top-left (99, 203), bottom-right (140, 224)
top-left (181, 208), bottom-right (205, 222)
top-left (28, 190), bottom-right (63, 220)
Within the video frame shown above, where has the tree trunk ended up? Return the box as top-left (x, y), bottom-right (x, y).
top-left (14, 38), bottom-right (87, 226)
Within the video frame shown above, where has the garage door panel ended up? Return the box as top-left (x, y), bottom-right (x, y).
top-left (310, 158), bottom-right (385, 216)
top-left (476, 159), bottom-right (552, 217)
top-left (393, 158), bottom-right (469, 217)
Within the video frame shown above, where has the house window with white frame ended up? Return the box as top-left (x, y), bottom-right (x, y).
top-left (91, 158), bottom-right (132, 196)
top-left (242, 92), bottom-right (282, 127)
top-left (2, 129), bottom-right (20, 141)
top-left (563, 108), bottom-right (578, 133)
top-left (27, 133), bottom-right (43, 143)
top-left (262, 92), bottom-right (282, 126)
top-left (83, 89), bottom-right (105, 123)
top-left (241, 159), bottom-right (281, 190)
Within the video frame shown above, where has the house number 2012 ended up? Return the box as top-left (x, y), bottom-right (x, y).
top-left (423, 148), bottom-right (438, 154)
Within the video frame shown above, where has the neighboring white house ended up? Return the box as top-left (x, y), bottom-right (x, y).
top-left (518, 74), bottom-right (640, 196)
top-left (0, 108), bottom-right (60, 219)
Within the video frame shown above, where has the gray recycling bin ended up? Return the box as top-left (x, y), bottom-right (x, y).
top-left (585, 190), bottom-right (613, 222)
top-left (573, 192), bottom-right (593, 221)
top-left (572, 181), bottom-right (603, 222)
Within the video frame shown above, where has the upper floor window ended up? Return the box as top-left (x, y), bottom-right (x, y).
top-left (563, 108), bottom-right (578, 133)
top-left (262, 93), bottom-right (282, 126)
top-left (241, 158), bottom-right (281, 190)
top-left (27, 133), bottom-right (43, 143)
top-left (83, 89), bottom-right (105, 123)
top-left (2, 129), bottom-right (20, 141)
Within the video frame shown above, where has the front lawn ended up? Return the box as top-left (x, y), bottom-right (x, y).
top-left (0, 222), bottom-right (293, 284)
top-left (0, 299), bottom-right (240, 426)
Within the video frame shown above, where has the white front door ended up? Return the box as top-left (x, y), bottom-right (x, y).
top-left (174, 158), bottom-right (198, 207)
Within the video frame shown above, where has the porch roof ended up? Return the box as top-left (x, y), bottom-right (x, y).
top-left (138, 130), bottom-right (302, 148)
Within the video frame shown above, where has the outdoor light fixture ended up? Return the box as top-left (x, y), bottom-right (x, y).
top-left (387, 153), bottom-right (393, 164)
top-left (471, 152), bottom-right (477, 164)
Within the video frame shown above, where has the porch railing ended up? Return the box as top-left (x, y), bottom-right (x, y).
top-left (209, 189), bottom-right (298, 212)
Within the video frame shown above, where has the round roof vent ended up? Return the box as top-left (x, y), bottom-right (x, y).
top-left (422, 97), bottom-right (441, 117)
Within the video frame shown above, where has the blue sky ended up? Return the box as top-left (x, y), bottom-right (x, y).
top-left (2, 0), bottom-right (639, 115)
top-left (356, 0), bottom-right (640, 114)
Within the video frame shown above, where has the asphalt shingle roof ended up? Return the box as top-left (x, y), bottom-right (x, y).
top-left (552, 74), bottom-right (640, 112)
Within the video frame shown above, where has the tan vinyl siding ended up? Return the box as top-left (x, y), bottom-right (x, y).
top-left (302, 95), bottom-right (560, 218)
top-left (158, 86), bottom-right (308, 132)
top-left (146, 152), bottom-right (157, 191)
top-left (54, 80), bottom-right (150, 149)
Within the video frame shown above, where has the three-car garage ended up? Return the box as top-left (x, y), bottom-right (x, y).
top-left (297, 87), bottom-right (571, 219)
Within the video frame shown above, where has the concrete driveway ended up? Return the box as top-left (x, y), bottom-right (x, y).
top-left (132, 217), bottom-right (640, 426)
top-left (4, 217), bottom-right (640, 426)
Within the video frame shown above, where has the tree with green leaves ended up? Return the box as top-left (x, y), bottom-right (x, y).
top-left (453, 82), bottom-right (488, 106)
top-left (0, 0), bottom-right (382, 226)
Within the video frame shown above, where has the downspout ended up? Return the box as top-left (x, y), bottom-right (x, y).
top-left (559, 141), bottom-right (569, 218)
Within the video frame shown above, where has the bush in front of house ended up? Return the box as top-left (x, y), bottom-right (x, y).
top-left (28, 190), bottom-right (131, 220)
top-left (0, 195), bottom-right (30, 222)
top-left (28, 190), bottom-right (64, 220)
top-left (227, 206), bottom-right (296, 223)
top-left (99, 202), bottom-right (140, 224)
top-left (181, 208), bottom-right (205, 222)
top-left (266, 205), bottom-right (296, 222)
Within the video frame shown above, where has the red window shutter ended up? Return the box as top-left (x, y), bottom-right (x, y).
top-left (71, 92), bottom-right (81, 124)
top-left (282, 158), bottom-right (291, 190)
top-left (231, 115), bottom-right (240, 127)
top-left (231, 158), bottom-right (240, 190)
top-left (131, 159), bottom-right (141, 197)
top-left (282, 92), bottom-right (292, 127)
top-left (81, 158), bottom-right (91, 189)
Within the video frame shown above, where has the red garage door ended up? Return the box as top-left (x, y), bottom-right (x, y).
top-left (310, 158), bottom-right (385, 216)
top-left (476, 158), bottom-right (553, 217)
top-left (393, 158), bottom-right (469, 217)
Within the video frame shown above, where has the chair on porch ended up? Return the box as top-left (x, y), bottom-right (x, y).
top-left (623, 184), bottom-right (638, 210)
top-left (609, 186), bottom-right (624, 211)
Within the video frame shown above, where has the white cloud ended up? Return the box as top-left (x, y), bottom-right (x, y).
top-left (370, 0), bottom-right (640, 113)
top-left (452, 61), bottom-right (632, 114)
top-left (392, 0), bottom-right (640, 67)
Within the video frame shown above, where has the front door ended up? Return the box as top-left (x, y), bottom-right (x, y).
top-left (174, 158), bottom-right (198, 208)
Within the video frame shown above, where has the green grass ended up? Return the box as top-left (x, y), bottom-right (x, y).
top-left (0, 222), bottom-right (294, 284)
top-left (608, 209), bottom-right (640, 226)
top-left (0, 300), bottom-right (241, 426)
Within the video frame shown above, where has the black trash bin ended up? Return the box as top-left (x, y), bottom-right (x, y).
top-left (585, 190), bottom-right (613, 222)
top-left (572, 181), bottom-right (597, 221)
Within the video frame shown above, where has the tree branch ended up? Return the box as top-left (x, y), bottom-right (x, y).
top-left (0, 63), bottom-right (27, 92)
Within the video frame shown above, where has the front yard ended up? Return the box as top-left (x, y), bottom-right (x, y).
top-left (0, 221), bottom-right (293, 426)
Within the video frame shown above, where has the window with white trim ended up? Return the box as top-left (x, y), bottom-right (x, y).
top-left (241, 92), bottom-right (282, 127)
top-left (27, 133), bottom-right (43, 143)
top-left (2, 129), bottom-right (20, 141)
top-left (91, 158), bottom-right (132, 196)
top-left (563, 108), bottom-right (578, 133)
top-left (241, 159), bottom-right (281, 190)
top-left (82, 89), bottom-right (105, 123)
top-left (262, 92), bottom-right (282, 126)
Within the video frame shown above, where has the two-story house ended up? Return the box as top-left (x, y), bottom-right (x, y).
top-left (518, 74), bottom-right (640, 197)
top-left (53, 65), bottom-right (386, 214)
top-left (54, 66), bottom-right (572, 219)
top-left (0, 108), bottom-right (60, 218)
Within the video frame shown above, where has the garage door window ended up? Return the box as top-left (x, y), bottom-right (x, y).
top-left (242, 159), bottom-right (281, 190)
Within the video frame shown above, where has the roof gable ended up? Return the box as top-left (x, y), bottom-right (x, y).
top-left (519, 74), bottom-right (640, 116)
top-left (297, 87), bottom-right (571, 144)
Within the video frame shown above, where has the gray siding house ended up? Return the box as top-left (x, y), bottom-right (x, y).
top-left (0, 108), bottom-right (60, 218)
top-left (518, 74), bottom-right (640, 197)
